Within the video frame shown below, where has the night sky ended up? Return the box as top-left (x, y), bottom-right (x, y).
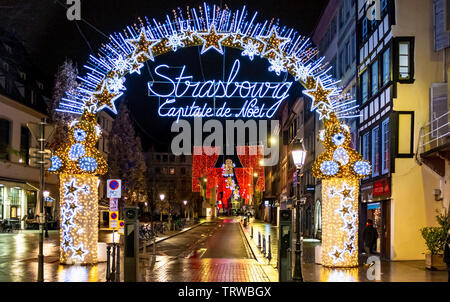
top-left (0, 0), bottom-right (328, 150)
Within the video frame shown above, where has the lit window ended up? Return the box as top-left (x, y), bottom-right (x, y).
top-left (398, 41), bottom-right (412, 80)
top-left (362, 133), bottom-right (370, 161)
top-left (381, 118), bottom-right (390, 174)
top-left (372, 126), bottom-right (380, 177)
top-left (371, 60), bottom-right (378, 96)
top-left (362, 71), bottom-right (369, 103)
top-left (382, 48), bottom-right (390, 85)
top-left (169, 167), bottom-right (175, 175)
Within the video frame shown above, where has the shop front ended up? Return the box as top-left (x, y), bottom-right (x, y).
top-left (360, 177), bottom-right (391, 260)
top-left (0, 177), bottom-right (57, 230)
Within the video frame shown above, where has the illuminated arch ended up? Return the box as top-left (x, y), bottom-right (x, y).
top-left (50, 4), bottom-right (371, 267)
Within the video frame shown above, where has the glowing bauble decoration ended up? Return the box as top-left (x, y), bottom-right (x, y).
top-left (353, 161), bottom-right (371, 176)
top-left (78, 157), bottom-right (98, 172)
top-left (333, 147), bottom-right (349, 165)
top-left (332, 133), bottom-right (346, 146)
top-left (49, 156), bottom-right (62, 172)
top-left (68, 143), bottom-right (86, 161)
top-left (320, 161), bottom-right (339, 176)
top-left (73, 129), bottom-right (87, 142)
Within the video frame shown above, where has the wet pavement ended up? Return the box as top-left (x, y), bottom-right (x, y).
top-left (0, 218), bottom-right (447, 282)
top-left (242, 219), bottom-right (448, 282)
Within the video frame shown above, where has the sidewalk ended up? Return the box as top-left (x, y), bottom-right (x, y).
top-left (242, 218), bottom-right (448, 282)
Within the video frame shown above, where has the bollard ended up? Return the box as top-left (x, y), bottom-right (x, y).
top-left (111, 244), bottom-right (116, 282)
top-left (116, 245), bottom-right (121, 282)
top-left (262, 235), bottom-right (266, 256)
top-left (268, 235), bottom-right (272, 262)
top-left (106, 245), bottom-right (111, 282)
top-left (258, 232), bottom-right (261, 249)
top-left (251, 226), bottom-right (253, 239)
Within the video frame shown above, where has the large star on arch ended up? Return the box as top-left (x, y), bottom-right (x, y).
top-left (198, 24), bottom-right (228, 55)
top-left (91, 82), bottom-right (122, 114)
top-left (126, 28), bottom-right (159, 62)
top-left (302, 78), bottom-right (335, 111)
top-left (71, 244), bottom-right (89, 261)
top-left (317, 104), bottom-right (332, 120)
top-left (257, 27), bottom-right (290, 58)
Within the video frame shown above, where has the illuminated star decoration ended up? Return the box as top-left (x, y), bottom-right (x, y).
top-left (317, 104), bottom-right (332, 120)
top-left (129, 57), bottom-right (144, 75)
top-left (302, 78), bottom-right (336, 111)
top-left (198, 24), bottom-right (228, 55)
top-left (90, 81), bottom-right (122, 114)
top-left (329, 247), bottom-right (345, 264)
top-left (338, 184), bottom-right (354, 202)
top-left (126, 28), bottom-right (159, 62)
top-left (72, 244), bottom-right (89, 261)
top-left (257, 27), bottom-right (290, 58)
top-left (64, 179), bottom-right (80, 197)
top-left (105, 74), bottom-right (126, 94)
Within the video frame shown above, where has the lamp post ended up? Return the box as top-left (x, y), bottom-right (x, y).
top-left (291, 138), bottom-right (307, 282)
top-left (159, 194), bottom-right (165, 221)
top-left (43, 190), bottom-right (50, 238)
top-left (183, 200), bottom-right (187, 218)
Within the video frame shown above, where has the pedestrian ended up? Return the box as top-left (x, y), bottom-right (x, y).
top-left (362, 219), bottom-right (378, 255)
top-left (444, 230), bottom-right (450, 282)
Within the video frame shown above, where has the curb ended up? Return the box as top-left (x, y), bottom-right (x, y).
top-left (238, 219), bottom-right (278, 282)
top-left (139, 222), bottom-right (205, 251)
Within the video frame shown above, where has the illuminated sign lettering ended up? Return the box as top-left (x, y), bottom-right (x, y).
top-left (148, 59), bottom-right (292, 122)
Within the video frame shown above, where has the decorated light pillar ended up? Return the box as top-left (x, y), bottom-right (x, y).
top-left (49, 112), bottom-right (107, 265)
top-left (312, 115), bottom-right (371, 267)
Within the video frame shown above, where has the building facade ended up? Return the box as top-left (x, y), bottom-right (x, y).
top-left (356, 0), bottom-right (448, 260)
top-left (0, 29), bottom-right (57, 229)
top-left (144, 149), bottom-right (200, 220)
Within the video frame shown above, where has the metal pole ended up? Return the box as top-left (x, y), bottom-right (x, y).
top-left (111, 243), bottom-right (116, 281)
top-left (258, 231), bottom-right (261, 249)
top-left (106, 245), bottom-right (111, 282)
top-left (262, 235), bottom-right (266, 256)
top-left (116, 245), bottom-right (120, 282)
top-left (268, 235), bottom-right (272, 262)
top-left (293, 168), bottom-right (304, 281)
top-left (251, 226), bottom-right (253, 238)
top-left (37, 118), bottom-right (45, 282)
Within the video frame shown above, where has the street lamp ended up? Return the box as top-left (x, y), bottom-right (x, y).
top-left (291, 138), bottom-right (307, 282)
top-left (159, 194), bottom-right (165, 221)
top-left (183, 200), bottom-right (187, 218)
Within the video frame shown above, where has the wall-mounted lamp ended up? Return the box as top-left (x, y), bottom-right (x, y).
top-left (434, 189), bottom-right (443, 201)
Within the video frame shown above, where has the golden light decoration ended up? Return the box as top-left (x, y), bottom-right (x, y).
top-left (49, 111), bottom-right (107, 265)
top-left (59, 174), bottom-right (99, 265)
top-left (312, 113), bottom-right (371, 268)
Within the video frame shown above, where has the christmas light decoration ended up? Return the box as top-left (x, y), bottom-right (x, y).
top-left (59, 174), bottom-right (98, 264)
top-left (50, 111), bottom-right (106, 265)
top-left (311, 115), bottom-right (371, 268)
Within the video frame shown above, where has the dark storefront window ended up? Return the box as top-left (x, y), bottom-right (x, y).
top-left (26, 190), bottom-right (37, 219)
top-left (20, 126), bottom-right (30, 164)
top-left (0, 118), bottom-right (10, 160)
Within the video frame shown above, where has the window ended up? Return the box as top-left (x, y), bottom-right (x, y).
top-left (371, 60), bottom-right (379, 96)
top-left (156, 155), bottom-right (161, 161)
top-left (0, 119), bottom-right (10, 160)
top-left (362, 70), bottom-right (369, 103)
top-left (381, 118), bottom-right (390, 174)
top-left (163, 155), bottom-right (168, 162)
top-left (170, 155), bottom-right (175, 162)
top-left (362, 18), bottom-right (368, 40)
top-left (372, 126), bottom-right (380, 177)
top-left (396, 38), bottom-right (414, 82)
top-left (10, 188), bottom-right (20, 206)
top-left (346, 40), bottom-right (351, 68)
top-left (362, 132), bottom-right (370, 161)
top-left (181, 167), bottom-right (186, 175)
top-left (381, 0), bottom-right (388, 15)
top-left (382, 48), bottom-right (390, 85)
top-left (155, 167), bottom-right (161, 174)
top-left (20, 126), bottom-right (30, 164)
top-left (169, 167), bottom-right (175, 175)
